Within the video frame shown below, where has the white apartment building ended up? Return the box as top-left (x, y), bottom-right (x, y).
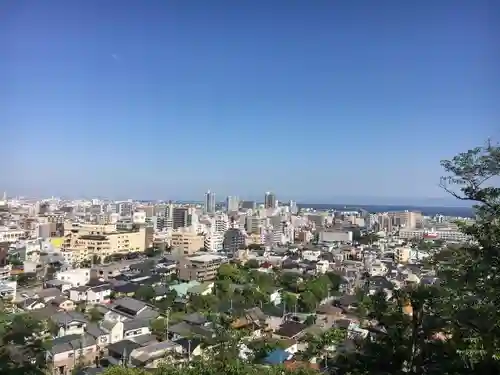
top-left (204, 231), bottom-right (224, 252)
top-left (213, 215), bottom-right (229, 232)
top-left (0, 280), bottom-right (17, 301)
top-left (398, 228), bottom-right (469, 242)
top-left (0, 227), bottom-right (25, 242)
top-left (319, 230), bottom-right (353, 243)
top-left (0, 265), bottom-right (11, 282)
top-left (132, 211), bottom-right (146, 224)
top-left (55, 268), bottom-right (91, 287)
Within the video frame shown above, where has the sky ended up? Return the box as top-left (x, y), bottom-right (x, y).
top-left (0, 0), bottom-right (497, 204)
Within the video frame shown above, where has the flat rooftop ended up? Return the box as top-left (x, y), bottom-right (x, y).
top-left (189, 254), bottom-right (225, 263)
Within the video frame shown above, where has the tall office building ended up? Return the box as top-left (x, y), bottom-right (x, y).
top-left (241, 200), bottom-right (256, 210)
top-left (205, 190), bottom-right (216, 214)
top-left (226, 196), bottom-right (239, 212)
top-left (289, 200), bottom-right (298, 214)
top-left (172, 207), bottom-right (189, 229)
top-left (264, 192), bottom-right (276, 209)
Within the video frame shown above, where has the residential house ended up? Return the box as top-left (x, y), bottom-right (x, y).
top-left (85, 323), bottom-right (113, 357)
top-left (49, 296), bottom-right (76, 311)
top-left (47, 334), bottom-right (98, 375)
top-left (123, 318), bottom-right (151, 340)
top-left (99, 320), bottom-right (125, 344)
top-left (129, 340), bottom-right (183, 368)
top-left (106, 339), bottom-right (142, 366)
top-left (174, 337), bottom-right (203, 358)
top-left (111, 282), bottom-right (140, 298)
top-left (69, 284), bottom-right (112, 304)
top-left (16, 297), bottom-right (46, 311)
top-left (169, 280), bottom-right (201, 298)
top-left (50, 311), bottom-right (88, 338)
top-left (104, 297), bottom-right (159, 321)
top-left (274, 321), bottom-right (307, 340)
top-left (230, 307), bottom-right (268, 337)
top-left (33, 287), bottom-right (63, 302)
top-left (335, 318), bottom-right (368, 340)
top-left (334, 295), bottom-right (358, 312)
top-left (269, 288), bottom-right (282, 306)
top-left (187, 282), bottom-right (214, 296)
top-left (167, 317), bottom-right (214, 342)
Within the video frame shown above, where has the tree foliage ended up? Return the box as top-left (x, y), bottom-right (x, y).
top-left (0, 312), bottom-right (48, 375)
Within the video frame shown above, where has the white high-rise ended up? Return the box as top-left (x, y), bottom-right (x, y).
top-left (226, 196), bottom-right (239, 212)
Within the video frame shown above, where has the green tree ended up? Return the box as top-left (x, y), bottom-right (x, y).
top-left (246, 259), bottom-right (260, 269)
top-left (436, 141), bottom-right (500, 371)
top-left (150, 317), bottom-right (168, 340)
top-left (299, 327), bottom-right (346, 361)
top-left (281, 291), bottom-right (298, 312)
top-left (0, 312), bottom-right (48, 375)
top-left (334, 141), bottom-right (500, 375)
top-left (217, 263), bottom-right (243, 283)
top-left (298, 290), bottom-right (317, 312)
top-left (87, 306), bottom-right (104, 322)
top-left (144, 247), bottom-right (160, 257)
top-left (134, 285), bottom-right (156, 303)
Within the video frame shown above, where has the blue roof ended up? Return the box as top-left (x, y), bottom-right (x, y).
top-left (264, 349), bottom-right (290, 365)
top-left (169, 281), bottom-right (200, 297)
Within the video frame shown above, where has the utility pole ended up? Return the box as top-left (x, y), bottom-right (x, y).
top-left (165, 308), bottom-right (170, 340)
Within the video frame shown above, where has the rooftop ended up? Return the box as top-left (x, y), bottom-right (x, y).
top-left (189, 254), bottom-right (225, 263)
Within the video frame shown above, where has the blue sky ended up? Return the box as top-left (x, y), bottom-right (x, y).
top-left (0, 0), bottom-right (497, 204)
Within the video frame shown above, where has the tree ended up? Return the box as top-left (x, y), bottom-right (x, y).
top-left (150, 317), bottom-right (168, 340)
top-left (217, 263), bottom-right (243, 283)
top-left (436, 141), bottom-right (500, 371)
top-left (0, 312), bottom-right (48, 375)
top-left (87, 306), bottom-right (104, 322)
top-left (144, 247), bottom-right (160, 257)
top-left (299, 327), bottom-right (346, 362)
top-left (298, 290), bottom-right (317, 312)
top-left (334, 141), bottom-right (500, 375)
top-left (246, 259), bottom-right (260, 269)
top-left (134, 285), bottom-right (156, 303)
top-left (281, 291), bottom-right (298, 313)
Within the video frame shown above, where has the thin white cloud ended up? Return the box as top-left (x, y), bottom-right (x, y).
top-left (111, 54), bottom-right (119, 61)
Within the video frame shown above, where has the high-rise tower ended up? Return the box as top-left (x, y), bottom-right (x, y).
top-left (204, 190), bottom-right (216, 214)
top-left (264, 191), bottom-right (276, 209)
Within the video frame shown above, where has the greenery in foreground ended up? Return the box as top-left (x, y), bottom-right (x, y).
top-left (0, 142), bottom-right (499, 375)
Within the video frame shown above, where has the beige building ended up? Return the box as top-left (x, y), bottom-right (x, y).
top-left (61, 223), bottom-right (147, 264)
top-left (171, 230), bottom-right (204, 255)
top-left (378, 211), bottom-right (423, 231)
top-left (395, 246), bottom-right (411, 263)
top-left (178, 253), bottom-right (226, 282)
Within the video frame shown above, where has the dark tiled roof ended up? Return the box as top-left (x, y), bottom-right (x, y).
top-left (275, 321), bottom-right (306, 338)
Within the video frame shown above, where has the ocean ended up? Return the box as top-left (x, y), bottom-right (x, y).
top-left (298, 203), bottom-right (474, 218)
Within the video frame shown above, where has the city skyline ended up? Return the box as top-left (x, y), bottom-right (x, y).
top-left (1, 189), bottom-right (475, 208)
top-left (1, 1), bottom-right (495, 200)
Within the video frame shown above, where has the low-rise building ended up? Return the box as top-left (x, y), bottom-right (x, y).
top-left (61, 223), bottom-right (147, 264)
top-left (177, 253), bottom-right (227, 282)
top-left (55, 268), bottom-right (91, 287)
